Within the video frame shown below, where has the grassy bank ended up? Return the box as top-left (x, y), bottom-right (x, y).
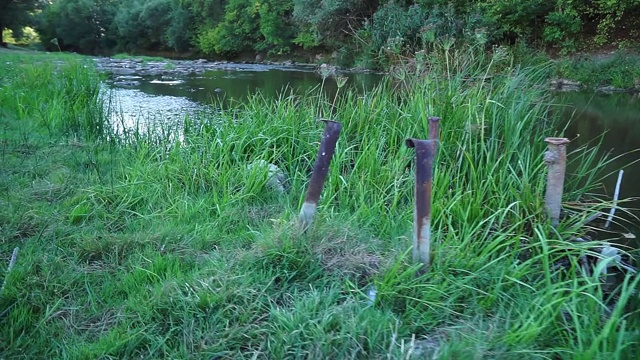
top-left (552, 51), bottom-right (640, 90)
top-left (1, 49), bottom-right (638, 358)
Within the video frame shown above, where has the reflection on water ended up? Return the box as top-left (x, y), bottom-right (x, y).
top-left (107, 67), bottom-right (383, 111)
top-left (104, 87), bottom-right (210, 137)
top-left (104, 65), bottom-right (383, 138)
top-left (558, 92), bottom-right (640, 237)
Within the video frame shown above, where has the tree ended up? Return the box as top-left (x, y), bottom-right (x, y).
top-left (197, 0), bottom-right (259, 55)
top-left (0, 0), bottom-right (42, 47)
top-left (113, 0), bottom-right (174, 51)
top-left (292, 0), bottom-right (379, 49)
top-left (36, 0), bottom-right (118, 54)
top-left (165, 1), bottom-right (195, 52)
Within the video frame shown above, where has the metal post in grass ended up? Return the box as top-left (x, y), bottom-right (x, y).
top-left (299, 119), bottom-right (342, 232)
top-left (543, 137), bottom-right (570, 228)
top-left (406, 138), bottom-right (437, 268)
top-left (428, 116), bottom-right (440, 144)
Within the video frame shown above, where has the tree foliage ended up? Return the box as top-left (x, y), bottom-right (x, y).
top-left (196, 0), bottom-right (296, 56)
top-left (292, 0), bottom-right (379, 49)
top-left (30, 0), bottom-right (640, 61)
top-left (36, 0), bottom-right (118, 53)
top-left (0, 0), bottom-right (42, 46)
top-left (164, 2), bottom-right (194, 52)
top-left (197, 0), bottom-right (259, 55)
top-left (113, 0), bottom-right (173, 51)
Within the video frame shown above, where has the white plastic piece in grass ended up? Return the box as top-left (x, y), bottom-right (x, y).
top-left (605, 170), bottom-right (624, 229)
top-left (0, 247), bottom-right (19, 295)
top-left (597, 245), bottom-right (637, 276)
top-left (366, 286), bottom-right (377, 306)
top-left (600, 246), bottom-right (621, 267)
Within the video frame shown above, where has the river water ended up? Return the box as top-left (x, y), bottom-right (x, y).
top-left (102, 62), bottom-right (383, 133)
top-left (559, 92), bottom-right (640, 241)
top-left (100, 62), bottom-right (640, 240)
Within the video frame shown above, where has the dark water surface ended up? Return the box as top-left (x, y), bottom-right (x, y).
top-left (559, 92), bottom-right (640, 240)
top-left (104, 65), bottom-right (383, 128)
top-left (135, 67), bottom-right (382, 103)
top-left (103, 64), bottom-right (384, 136)
top-left (103, 64), bottom-right (640, 239)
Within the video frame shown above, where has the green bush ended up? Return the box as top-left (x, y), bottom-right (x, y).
top-left (483, 0), bottom-right (554, 41)
top-left (370, 2), bottom-right (428, 51)
top-left (292, 0), bottom-right (376, 50)
top-left (256, 0), bottom-right (294, 54)
top-left (293, 26), bottom-right (321, 49)
top-left (542, 10), bottom-right (581, 53)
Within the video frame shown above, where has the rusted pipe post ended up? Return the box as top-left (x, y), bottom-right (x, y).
top-left (406, 138), bottom-right (437, 268)
top-left (428, 116), bottom-right (440, 143)
top-left (299, 119), bottom-right (342, 231)
top-left (543, 137), bottom-right (570, 228)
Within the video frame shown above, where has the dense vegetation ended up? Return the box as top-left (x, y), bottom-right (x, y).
top-left (13, 0), bottom-right (640, 66)
top-left (0, 0), bottom-right (42, 46)
top-left (1, 44), bottom-right (638, 357)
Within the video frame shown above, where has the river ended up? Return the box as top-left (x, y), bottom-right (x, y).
top-left (99, 60), bottom-right (640, 242)
top-left (559, 92), bottom-right (640, 244)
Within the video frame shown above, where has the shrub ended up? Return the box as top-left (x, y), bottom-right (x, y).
top-left (542, 10), bottom-right (581, 53)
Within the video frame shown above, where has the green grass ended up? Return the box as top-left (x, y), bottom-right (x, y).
top-left (0, 48), bottom-right (638, 359)
top-left (554, 52), bottom-right (640, 90)
top-left (509, 43), bottom-right (640, 90)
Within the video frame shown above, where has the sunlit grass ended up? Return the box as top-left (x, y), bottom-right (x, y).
top-left (0, 49), bottom-right (638, 358)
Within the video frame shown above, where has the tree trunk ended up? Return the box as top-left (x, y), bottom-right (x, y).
top-left (0, 20), bottom-right (7, 47)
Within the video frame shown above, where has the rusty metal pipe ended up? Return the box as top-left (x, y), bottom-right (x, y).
top-left (299, 119), bottom-right (342, 231)
top-left (406, 138), bottom-right (437, 268)
top-left (428, 116), bottom-right (440, 155)
top-left (428, 116), bottom-right (440, 142)
top-left (543, 137), bottom-right (570, 228)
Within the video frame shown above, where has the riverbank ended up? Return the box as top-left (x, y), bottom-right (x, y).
top-left (1, 49), bottom-right (638, 358)
top-left (5, 43), bottom-right (640, 92)
top-left (550, 50), bottom-right (640, 93)
top-left (104, 48), bottom-right (640, 94)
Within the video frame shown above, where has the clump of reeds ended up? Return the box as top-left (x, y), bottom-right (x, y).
top-left (0, 56), bottom-right (108, 139)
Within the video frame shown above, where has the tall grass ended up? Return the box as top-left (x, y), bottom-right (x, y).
top-left (0, 48), bottom-right (638, 359)
top-left (0, 55), bottom-right (107, 139)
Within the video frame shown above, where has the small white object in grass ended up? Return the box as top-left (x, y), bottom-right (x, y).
top-left (599, 245), bottom-right (621, 274)
top-left (597, 244), bottom-right (626, 278)
top-left (366, 286), bottom-right (377, 305)
top-left (0, 247), bottom-right (19, 295)
top-left (598, 244), bottom-right (638, 275)
top-left (605, 169), bottom-right (624, 228)
top-left (600, 246), bottom-right (621, 264)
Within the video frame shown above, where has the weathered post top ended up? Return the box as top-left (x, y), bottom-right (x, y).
top-left (544, 137), bottom-right (570, 146)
